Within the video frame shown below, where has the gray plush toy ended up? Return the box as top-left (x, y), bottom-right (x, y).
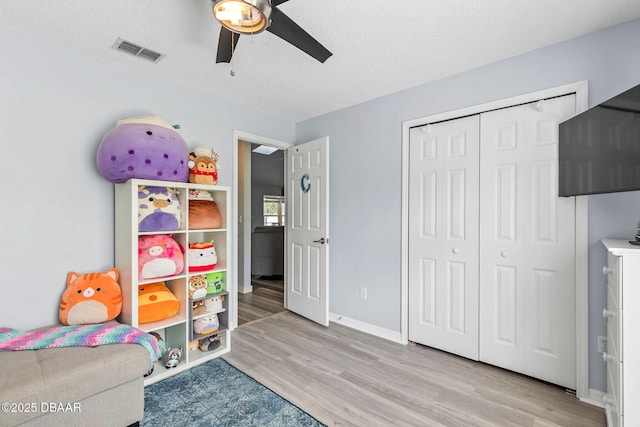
top-left (162, 347), bottom-right (184, 369)
top-left (199, 335), bottom-right (221, 352)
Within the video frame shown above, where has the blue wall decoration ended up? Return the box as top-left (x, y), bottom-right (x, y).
top-left (301, 173), bottom-right (311, 193)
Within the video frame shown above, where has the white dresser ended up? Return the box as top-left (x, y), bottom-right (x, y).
top-left (602, 239), bottom-right (640, 427)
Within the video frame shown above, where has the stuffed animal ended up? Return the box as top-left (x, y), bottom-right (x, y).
top-left (96, 115), bottom-right (189, 183)
top-left (59, 268), bottom-right (122, 326)
top-left (188, 147), bottom-right (219, 184)
top-left (138, 186), bottom-right (181, 232)
top-left (204, 295), bottom-right (224, 313)
top-left (192, 299), bottom-right (206, 317)
top-left (188, 189), bottom-right (222, 229)
top-left (193, 314), bottom-right (219, 335)
top-left (199, 334), bottom-right (221, 352)
top-left (205, 272), bottom-right (225, 294)
top-left (188, 275), bottom-right (208, 299)
top-left (162, 347), bottom-right (184, 369)
top-left (138, 282), bottom-right (180, 324)
top-left (138, 235), bottom-right (184, 280)
top-left (188, 241), bottom-right (217, 272)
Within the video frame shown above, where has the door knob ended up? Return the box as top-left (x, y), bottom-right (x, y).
top-left (501, 251), bottom-right (509, 258)
top-left (313, 237), bottom-right (326, 244)
top-left (603, 352), bottom-right (615, 363)
top-left (452, 248), bottom-right (460, 254)
top-left (602, 309), bottom-right (614, 319)
top-left (602, 266), bottom-right (614, 275)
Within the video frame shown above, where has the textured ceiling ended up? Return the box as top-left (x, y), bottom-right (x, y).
top-left (2, 0), bottom-right (640, 121)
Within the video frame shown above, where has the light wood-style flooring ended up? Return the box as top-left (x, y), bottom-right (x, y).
top-left (224, 312), bottom-right (605, 427)
top-left (237, 277), bottom-right (285, 326)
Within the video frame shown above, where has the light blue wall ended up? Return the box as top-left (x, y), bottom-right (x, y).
top-left (296, 18), bottom-right (640, 392)
top-left (0, 26), bottom-right (295, 331)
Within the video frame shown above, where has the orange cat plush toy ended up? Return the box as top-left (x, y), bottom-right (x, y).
top-left (59, 268), bottom-right (123, 326)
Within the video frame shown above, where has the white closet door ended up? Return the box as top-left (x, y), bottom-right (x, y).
top-left (479, 95), bottom-right (577, 388)
top-left (408, 116), bottom-right (480, 360)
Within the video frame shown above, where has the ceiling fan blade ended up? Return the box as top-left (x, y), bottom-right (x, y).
top-left (216, 27), bottom-right (240, 63)
top-left (271, 0), bottom-right (290, 5)
top-left (267, 7), bottom-right (332, 63)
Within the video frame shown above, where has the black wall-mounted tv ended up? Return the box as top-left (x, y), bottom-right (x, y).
top-left (559, 84), bottom-right (640, 197)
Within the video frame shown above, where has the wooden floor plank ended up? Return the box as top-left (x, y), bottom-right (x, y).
top-left (237, 278), bottom-right (285, 326)
top-left (225, 311), bottom-right (605, 427)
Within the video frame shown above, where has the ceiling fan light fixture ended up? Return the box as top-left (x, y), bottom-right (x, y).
top-left (213, 0), bottom-right (272, 34)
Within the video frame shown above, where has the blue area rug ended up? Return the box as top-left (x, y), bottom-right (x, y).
top-left (142, 358), bottom-right (325, 426)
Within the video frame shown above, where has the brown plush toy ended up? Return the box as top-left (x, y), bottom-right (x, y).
top-left (189, 275), bottom-right (208, 299)
top-left (188, 147), bottom-right (219, 184)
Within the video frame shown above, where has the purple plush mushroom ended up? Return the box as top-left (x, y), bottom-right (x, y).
top-left (96, 116), bottom-right (189, 183)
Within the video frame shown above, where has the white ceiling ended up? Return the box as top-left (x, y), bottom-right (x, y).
top-left (2, 1), bottom-right (640, 122)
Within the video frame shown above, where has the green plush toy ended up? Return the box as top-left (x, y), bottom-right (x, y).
top-left (205, 272), bottom-right (225, 294)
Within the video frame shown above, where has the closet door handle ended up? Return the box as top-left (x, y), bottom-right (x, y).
top-left (602, 266), bottom-right (614, 275)
top-left (501, 251), bottom-right (509, 258)
top-left (452, 248), bottom-right (460, 254)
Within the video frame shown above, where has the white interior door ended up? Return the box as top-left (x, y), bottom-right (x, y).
top-left (408, 116), bottom-right (480, 360)
top-left (479, 95), bottom-right (577, 388)
top-left (285, 137), bottom-right (330, 326)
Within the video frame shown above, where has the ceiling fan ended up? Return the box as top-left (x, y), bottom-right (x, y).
top-left (212, 0), bottom-right (332, 64)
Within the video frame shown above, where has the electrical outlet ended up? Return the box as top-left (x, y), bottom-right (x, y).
top-left (597, 335), bottom-right (607, 354)
top-left (359, 287), bottom-right (367, 301)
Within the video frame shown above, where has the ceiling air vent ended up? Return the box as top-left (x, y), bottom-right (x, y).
top-left (113, 38), bottom-right (164, 63)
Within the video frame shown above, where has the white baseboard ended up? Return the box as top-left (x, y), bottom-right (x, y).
top-left (329, 312), bottom-right (405, 344)
top-left (238, 284), bottom-right (253, 294)
top-left (580, 389), bottom-right (605, 408)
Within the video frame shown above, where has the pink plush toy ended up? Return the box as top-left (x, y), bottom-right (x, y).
top-left (138, 235), bottom-right (184, 280)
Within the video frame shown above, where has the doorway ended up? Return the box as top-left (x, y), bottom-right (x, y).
top-left (233, 132), bottom-right (292, 327)
top-left (239, 142), bottom-right (285, 325)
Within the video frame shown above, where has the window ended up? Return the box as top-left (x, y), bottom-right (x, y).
top-left (263, 195), bottom-right (285, 226)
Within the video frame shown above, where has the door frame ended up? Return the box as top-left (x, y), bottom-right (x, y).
top-left (401, 81), bottom-right (590, 400)
top-left (232, 130), bottom-right (292, 330)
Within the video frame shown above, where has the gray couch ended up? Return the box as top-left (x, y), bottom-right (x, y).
top-left (251, 226), bottom-right (284, 277)
top-left (0, 342), bottom-right (149, 426)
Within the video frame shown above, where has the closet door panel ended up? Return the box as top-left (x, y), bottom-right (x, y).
top-left (533, 160), bottom-right (557, 243)
top-left (495, 164), bottom-right (518, 242)
top-left (418, 257), bottom-right (437, 326)
top-left (485, 264), bottom-right (521, 369)
top-left (420, 172), bottom-right (438, 239)
top-left (495, 265), bottom-right (517, 346)
top-left (523, 97), bottom-right (577, 388)
top-left (409, 128), bottom-right (443, 346)
top-left (479, 106), bottom-right (526, 372)
top-left (446, 260), bottom-right (466, 333)
top-left (447, 169), bottom-right (466, 239)
top-left (479, 95), bottom-right (577, 389)
top-left (409, 116), bottom-right (480, 360)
